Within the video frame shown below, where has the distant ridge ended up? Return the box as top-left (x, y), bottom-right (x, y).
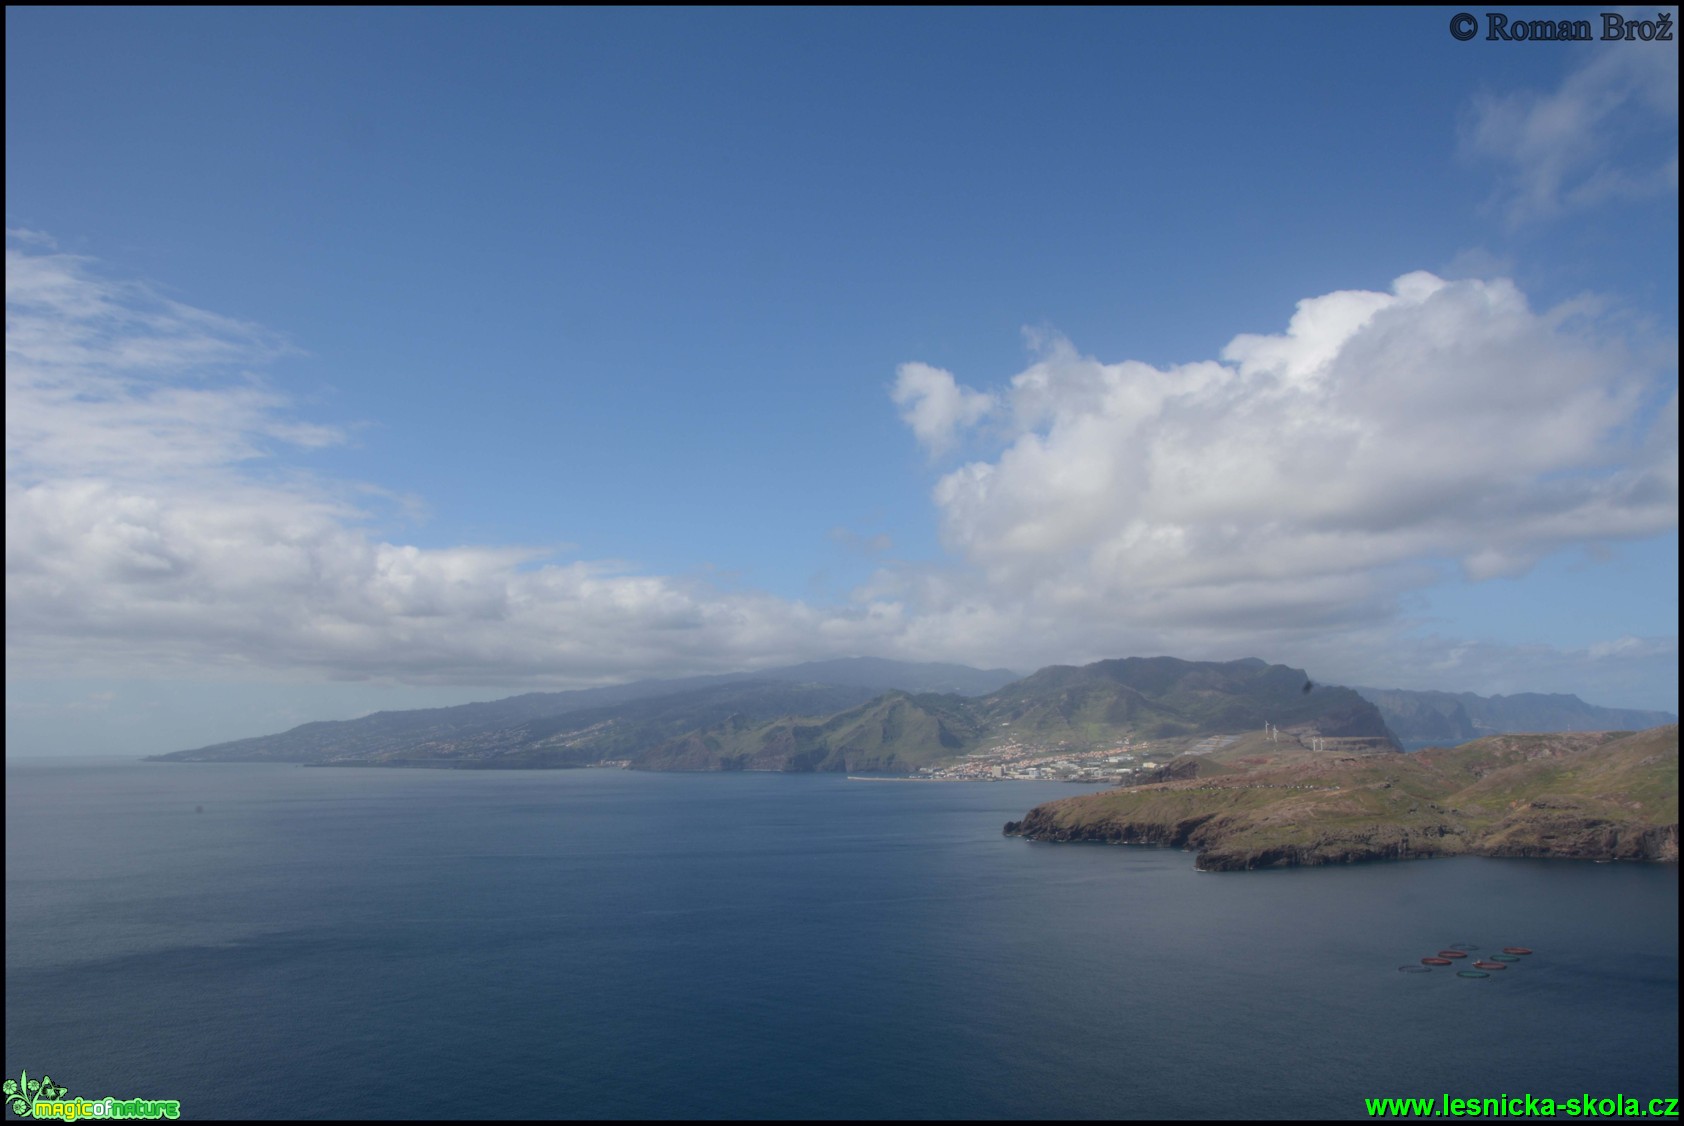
top-left (146, 658), bottom-right (1017, 766)
top-left (1352, 687), bottom-right (1677, 748)
top-left (161, 656), bottom-right (1678, 775)
top-left (149, 655), bottom-right (1390, 770)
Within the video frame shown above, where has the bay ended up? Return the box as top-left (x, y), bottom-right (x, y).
top-left (6, 759), bottom-right (1678, 1120)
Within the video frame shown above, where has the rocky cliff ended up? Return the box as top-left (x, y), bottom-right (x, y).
top-left (1004, 725), bottom-right (1678, 870)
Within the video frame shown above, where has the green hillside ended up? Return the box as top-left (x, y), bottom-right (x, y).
top-left (990, 657), bottom-right (1393, 744)
top-left (637, 691), bottom-right (984, 772)
top-left (145, 658), bottom-right (1012, 766)
top-left (633, 656), bottom-right (1399, 773)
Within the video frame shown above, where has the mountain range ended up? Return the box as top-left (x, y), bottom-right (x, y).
top-left (148, 656), bottom-right (1675, 772)
top-left (1351, 687), bottom-right (1677, 748)
top-left (149, 656), bottom-right (1392, 770)
top-left (146, 658), bottom-right (1015, 767)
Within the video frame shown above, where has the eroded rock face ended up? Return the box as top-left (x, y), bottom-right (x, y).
top-left (1646, 823), bottom-right (1680, 862)
top-left (1004, 808), bottom-right (1217, 849)
top-left (1195, 823), bottom-right (1471, 871)
top-left (1479, 814), bottom-right (1680, 861)
top-left (1004, 811), bottom-right (1472, 871)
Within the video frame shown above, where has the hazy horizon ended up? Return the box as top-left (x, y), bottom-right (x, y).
top-left (8, 654), bottom-right (1678, 762)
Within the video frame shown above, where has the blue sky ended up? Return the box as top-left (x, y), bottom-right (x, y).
top-left (6, 8), bottom-right (1677, 755)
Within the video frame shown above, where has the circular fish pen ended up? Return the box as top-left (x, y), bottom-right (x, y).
top-left (1421, 957), bottom-right (1453, 965)
top-left (1472, 961), bottom-right (1507, 970)
top-left (1436, 950), bottom-right (1468, 959)
top-left (1449, 943), bottom-right (1479, 951)
top-left (1490, 954), bottom-right (1521, 962)
top-left (1456, 969), bottom-right (1490, 978)
top-left (1502, 946), bottom-right (1534, 955)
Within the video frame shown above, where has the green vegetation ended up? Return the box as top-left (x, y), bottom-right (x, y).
top-left (638, 690), bottom-right (986, 773)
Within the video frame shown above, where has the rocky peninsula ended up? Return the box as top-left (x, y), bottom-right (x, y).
top-left (1004, 725), bottom-right (1678, 871)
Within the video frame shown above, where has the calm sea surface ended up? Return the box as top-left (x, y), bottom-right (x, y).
top-left (6, 759), bottom-right (1678, 1120)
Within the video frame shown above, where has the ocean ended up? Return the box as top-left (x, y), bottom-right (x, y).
top-left (5, 758), bottom-right (1678, 1120)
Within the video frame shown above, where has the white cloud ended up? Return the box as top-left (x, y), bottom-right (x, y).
top-left (1462, 30), bottom-right (1678, 224)
top-left (4, 238), bottom-right (907, 688)
top-left (4, 465), bottom-right (912, 686)
top-left (4, 228), bottom-right (58, 249)
top-left (890, 361), bottom-right (996, 457)
top-left (888, 272), bottom-right (1676, 692)
top-left (6, 238), bottom-right (1676, 720)
top-left (6, 246), bottom-right (331, 481)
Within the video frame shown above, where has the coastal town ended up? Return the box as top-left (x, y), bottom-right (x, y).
top-left (887, 731), bottom-right (1236, 783)
top-left (857, 730), bottom-right (1341, 783)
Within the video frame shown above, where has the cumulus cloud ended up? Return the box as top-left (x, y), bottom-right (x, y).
top-left (890, 361), bottom-right (996, 457)
top-left (1461, 31), bottom-right (1678, 223)
top-left (889, 272), bottom-right (1676, 688)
